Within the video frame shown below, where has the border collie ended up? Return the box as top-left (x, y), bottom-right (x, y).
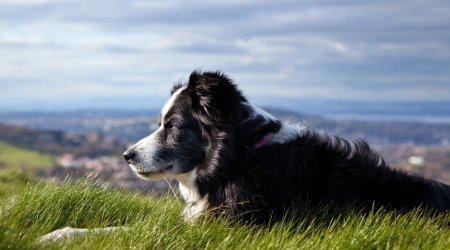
top-left (39, 70), bottom-right (450, 242)
top-left (123, 70), bottom-right (450, 223)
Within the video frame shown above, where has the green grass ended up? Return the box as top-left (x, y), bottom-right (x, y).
top-left (0, 143), bottom-right (448, 249)
top-left (0, 172), bottom-right (449, 249)
top-left (0, 141), bottom-right (55, 198)
top-left (0, 141), bottom-right (55, 170)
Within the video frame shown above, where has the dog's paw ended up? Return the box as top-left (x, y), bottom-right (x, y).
top-left (36, 227), bottom-right (87, 243)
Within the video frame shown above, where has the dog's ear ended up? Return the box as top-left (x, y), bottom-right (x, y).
top-left (187, 71), bottom-right (247, 129)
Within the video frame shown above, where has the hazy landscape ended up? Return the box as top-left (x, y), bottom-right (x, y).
top-left (1, 106), bottom-right (450, 195)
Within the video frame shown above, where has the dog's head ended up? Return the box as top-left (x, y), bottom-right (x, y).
top-left (124, 71), bottom-right (279, 180)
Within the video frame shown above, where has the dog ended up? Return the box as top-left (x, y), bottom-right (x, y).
top-left (39, 70), bottom-right (450, 241)
top-left (123, 70), bottom-right (450, 222)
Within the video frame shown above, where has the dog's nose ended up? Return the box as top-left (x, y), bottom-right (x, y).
top-left (123, 150), bottom-right (136, 162)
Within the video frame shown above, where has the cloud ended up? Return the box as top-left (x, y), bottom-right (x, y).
top-left (0, 0), bottom-right (449, 111)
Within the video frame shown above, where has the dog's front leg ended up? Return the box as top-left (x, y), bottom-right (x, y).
top-left (37, 226), bottom-right (125, 243)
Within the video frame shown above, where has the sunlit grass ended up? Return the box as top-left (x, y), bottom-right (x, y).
top-left (0, 174), bottom-right (448, 249)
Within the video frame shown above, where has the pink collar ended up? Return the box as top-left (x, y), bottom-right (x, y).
top-left (254, 133), bottom-right (274, 149)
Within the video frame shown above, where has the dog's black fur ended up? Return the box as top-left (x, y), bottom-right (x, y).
top-left (128, 71), bottom-right (450, 223)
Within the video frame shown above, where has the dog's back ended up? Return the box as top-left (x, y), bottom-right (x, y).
top-left (201, 122), bottom-right (450, 222)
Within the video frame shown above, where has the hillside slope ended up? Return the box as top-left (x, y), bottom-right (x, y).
top-left (0, 141), bottom-right (55, 170)
top-left (0, 123), bottom-right (126, 157)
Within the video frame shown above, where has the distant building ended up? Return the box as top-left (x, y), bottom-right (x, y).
top-left (57, 153), bottom-right (81, 168)
top-left (408, 156), bottom-right (425, 166)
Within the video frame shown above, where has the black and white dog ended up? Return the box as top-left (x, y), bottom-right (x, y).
top-left (123, 70), bottom-right (450, 222)
top-left (39, 70), bottom-right (450, 241)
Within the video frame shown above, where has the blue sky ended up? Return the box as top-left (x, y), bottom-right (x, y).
top-left (0, 0), bottom-right (449, 111)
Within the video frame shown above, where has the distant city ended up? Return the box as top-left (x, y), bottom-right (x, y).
top-left (0, 106), bottom-right (449, 195)
top-left (2, 106), bottom-right (449, 145)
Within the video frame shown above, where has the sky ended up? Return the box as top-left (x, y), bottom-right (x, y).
top-left (0, 0), bottom-right (449, 112)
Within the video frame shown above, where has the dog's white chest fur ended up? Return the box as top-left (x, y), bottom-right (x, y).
top-left (176, 170), bottom-right (207, 220)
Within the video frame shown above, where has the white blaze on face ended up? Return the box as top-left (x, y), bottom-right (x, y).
top-left (127, 86), bottom-right (187, 176)
top-left (134, 86), bottom-right (187, 154)
top-left (161, 86), bottom-right (187, 123)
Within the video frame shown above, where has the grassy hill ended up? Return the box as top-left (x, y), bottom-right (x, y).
top-left (0, 123), bottom-right (126, 157)
top-left (0, 141), bottom-right (55, 170)
top-left (0, 143), bottom-right (448, 249)
top-left (0, 141), bottom-right (56, 198)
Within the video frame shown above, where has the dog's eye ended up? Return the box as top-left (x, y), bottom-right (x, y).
top-left (164, 121), bottom-right (173, 129)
